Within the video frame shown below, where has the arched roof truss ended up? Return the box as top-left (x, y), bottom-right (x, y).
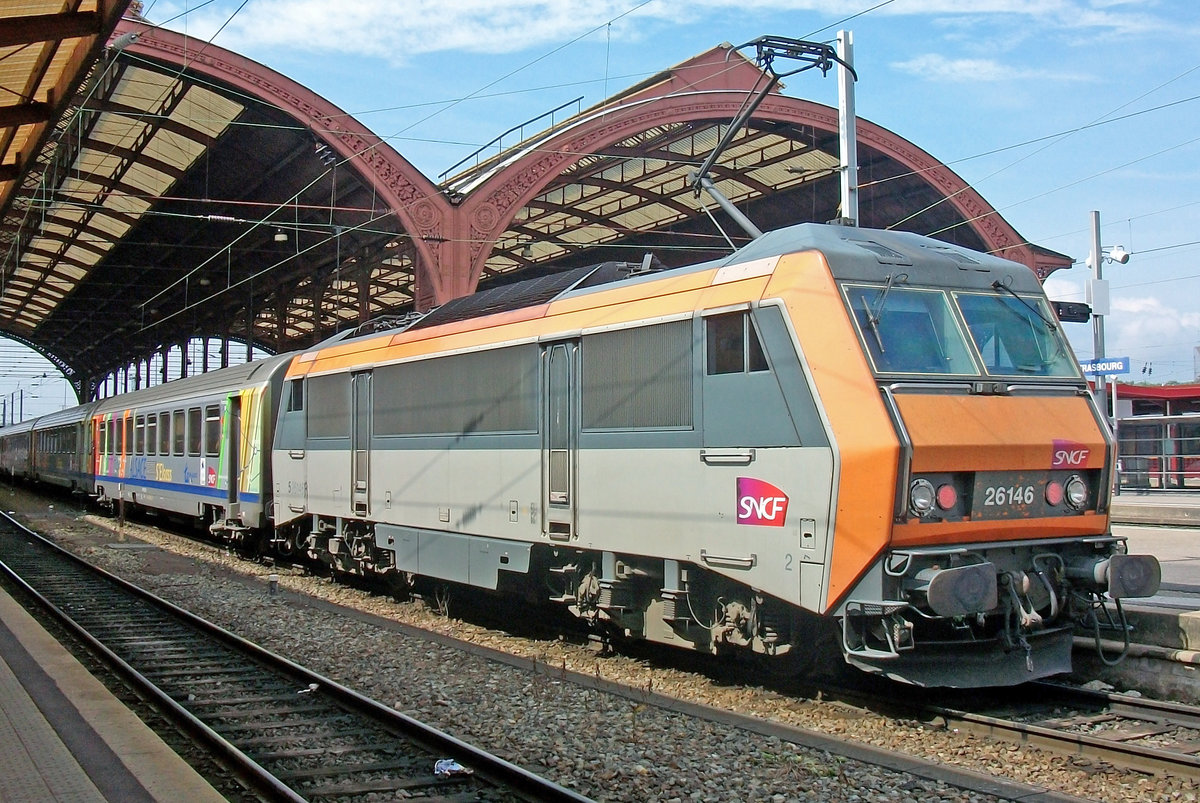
top-left (435, 46), bottom-right (1069, 296)
top-left (0, 12), bottom-right (441, 397)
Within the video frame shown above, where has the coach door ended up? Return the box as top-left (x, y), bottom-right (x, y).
top-left (351, 371), bottom-right (372, 516)
top-left (542, 342), bottom-right (577, 541)
top-left (225, 395), bottom-right (242, 509)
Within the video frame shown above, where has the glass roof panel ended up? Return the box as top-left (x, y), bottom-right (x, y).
top-left (174, 86), bottom-right (244, 138)
top-left (90, 214), bottom-right (132, 238)
top-left (90, 115), bottom-right (151, 150)
top-left (111, 69), bottom-right (180, 113)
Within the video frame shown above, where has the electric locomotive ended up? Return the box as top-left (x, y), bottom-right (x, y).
top-left (273, 221), bottom-right (1159, 687)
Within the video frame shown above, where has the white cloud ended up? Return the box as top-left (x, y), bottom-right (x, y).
top-left (147, 0), bottom-right (1185, 64)
top-left (890, 54), bottom-right (1052, 82)
top-left (155, 0), bottom-right (662, 63)
top-left (1102, 295), bottom-right (1200, 373)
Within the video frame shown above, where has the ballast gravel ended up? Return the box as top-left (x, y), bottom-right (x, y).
top-left (11, 498), bottom-right (1198, 803)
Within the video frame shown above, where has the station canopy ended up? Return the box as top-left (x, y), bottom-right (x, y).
top-left (0, 10), bottom-right (1071, 400)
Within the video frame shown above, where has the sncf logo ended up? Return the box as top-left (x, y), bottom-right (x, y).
top-left (1052, 439), bottom-right (1091, 468)
top-left (737, 477), bottom-right (789, 527)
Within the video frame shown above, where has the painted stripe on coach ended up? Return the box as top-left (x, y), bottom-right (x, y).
top-left (96, 473), bottom-right (262, 504)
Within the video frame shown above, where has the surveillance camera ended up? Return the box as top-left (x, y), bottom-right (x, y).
top-left (1108, 246), bottom-right (1130, 264)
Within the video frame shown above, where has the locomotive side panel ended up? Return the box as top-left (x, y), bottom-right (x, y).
top-left (278, 252), bottom-right (844, 659)
top-left (766, 251), bottom-right (901, 609)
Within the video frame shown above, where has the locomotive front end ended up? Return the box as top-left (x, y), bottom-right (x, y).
top-left (819, 231), bottom-right (1161, 687)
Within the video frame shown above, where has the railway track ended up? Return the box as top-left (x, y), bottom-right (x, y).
top-left (0, 511), bottom-right (591, 803)
top-left (900, 681), bottom-right (1200, 780)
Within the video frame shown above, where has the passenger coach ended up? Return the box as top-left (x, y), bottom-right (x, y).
top-left (91, 353), bottom-right (293, 537)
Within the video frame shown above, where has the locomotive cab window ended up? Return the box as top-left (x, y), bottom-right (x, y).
top-left (954, 292), bottom-right (1080, 378)
top-left (844, 284), bottom-right (976, 376)
top-left (286, 379), bottom-right (304, 412)
top-left (705, 311), bottom-right (768, 375)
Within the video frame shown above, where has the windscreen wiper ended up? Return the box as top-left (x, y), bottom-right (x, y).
top-left (991, 279), bottom-right (1057, 332)
top-left (863, 272), bottom-right (906, 352)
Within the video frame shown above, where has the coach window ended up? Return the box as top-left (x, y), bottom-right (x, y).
top-left (146, 415), bottom-right (157, 456)
top-left (160, 412), bottom-right (171, 455)
top-left (124, 416), bottom-right (133, 455)
top-left (187, 408), bottom-right (202, 456)
top-left (135, 416), bottom-right (145, 455)
top-left (204, 405), bottom-right (221, 457)
top-left (173, 410), bottom-right (185, 456)
top-left (706, 311), bottom-right (768, 375)
top-left (107, 420), bottom-right (116, 457)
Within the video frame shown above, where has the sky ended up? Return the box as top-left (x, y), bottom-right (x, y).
top-left (4, 0), bottom-right (1200, 420)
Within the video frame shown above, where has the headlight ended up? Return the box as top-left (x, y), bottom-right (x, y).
top-left (909, 478), bottom-right (935, 517)
top-left (1064, 475), bottom-right (1088, 510)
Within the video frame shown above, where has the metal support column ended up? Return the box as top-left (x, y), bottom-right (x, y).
top-left (836, 30), bottom-right (858, 226)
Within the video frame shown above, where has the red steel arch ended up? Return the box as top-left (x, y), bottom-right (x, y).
top-left (114, 18), bottom-right (455, 307)
top-left (438, 47), bottom-right (1063, 302)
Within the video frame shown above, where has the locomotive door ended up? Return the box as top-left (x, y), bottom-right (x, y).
top-left (351, 371), bottom-right (372, 516)
top-left (542, 341), bottom-right (577, 540)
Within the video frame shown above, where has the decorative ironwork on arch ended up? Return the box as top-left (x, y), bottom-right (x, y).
top-left (432, 45), bottom-right (1069, 300)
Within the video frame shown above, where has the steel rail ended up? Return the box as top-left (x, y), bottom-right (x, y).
top-left (0, 510), bottom-right (592, 803)
top-left (920, 681), bottom-right (1200, 780)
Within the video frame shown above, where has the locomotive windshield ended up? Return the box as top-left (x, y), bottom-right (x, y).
top-left (844, 283), bottom-right (1081, 379)
top-left (955, 292), bottom-right (1079, 378)
top-left (845, 285), bottom-right (976, 375)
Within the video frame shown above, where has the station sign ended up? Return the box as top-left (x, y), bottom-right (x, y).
top-left (1079, 356), bottom-right (1130, 375)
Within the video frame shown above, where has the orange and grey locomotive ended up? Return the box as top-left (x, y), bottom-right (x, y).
top-left (0, 222), bottom-right (1159, 687)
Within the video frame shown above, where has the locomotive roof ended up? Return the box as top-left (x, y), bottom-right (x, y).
top-left (719, 224), bottom-right (1045, 293)
top-left (310, 223), bottom-right (1045, 354)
